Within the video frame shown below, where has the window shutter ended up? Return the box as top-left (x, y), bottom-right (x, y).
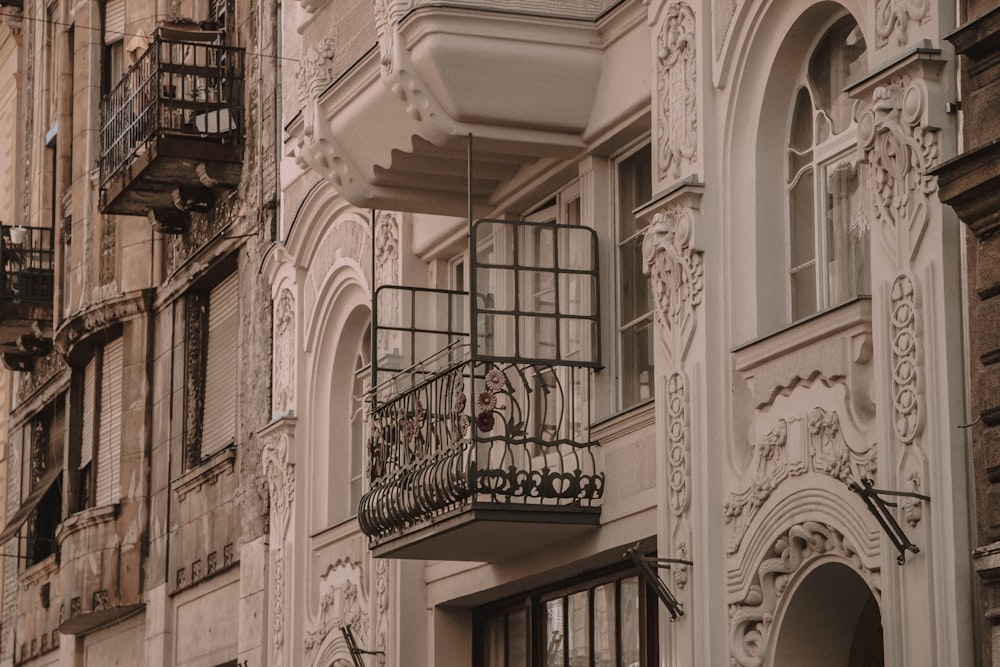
top-left (80, 357), bottom-right (96, 469)
top-left (201, 274), bottom-right (238, 457)
top-left (96, 338), bottom-right (123, 506)
top-left (105, 0), bottom-right (125, 44)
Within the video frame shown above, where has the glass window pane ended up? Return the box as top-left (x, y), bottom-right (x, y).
top-left (791, 263), bottom-right (817, 321)
top-left (824, 157), bottom-right (868, 306)
top-left (558, 227), bottom-right (593, 271)
top-left (546, 598), bottom-right (566, 667)
top-left (621, 317), bottom-right (654, 409)
top-left (617, 145), bottom-right (652, 241)
top-left (479, 268), bottom-right (516, 312)
top-left (619, 235), bottom-right (651, 324)
top-left (789, 87), bottom-right (813, 153)
top-left (522, 271), bottom-right (556, 314)
top-left (477, 221), bottom-right (509, 264)
top-left (568, 591), bottom-right (590, 667)
top-left (808, 16), bottom-right (866, 135)
top-left (521, 316), bottom-right (557, 360)
top-left (594, 584), bottom-right (617, 667)
top-left (523, 226), bottom-right (555, 269)
top-left (789, 168), bottom-right (815, 268)
top-left (621, 578), bottom-right (640, 667)
top-left (484, 615), bottom-right (505, 667)
top-left (508, 610), bottom-right (527, 667)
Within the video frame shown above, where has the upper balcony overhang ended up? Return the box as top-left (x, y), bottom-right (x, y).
top-left (288, 4), bottom-right (626, 216)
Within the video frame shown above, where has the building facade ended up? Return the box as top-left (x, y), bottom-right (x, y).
top-left (276, 0), bottom-right (974, 666)
top-left (0, 0), bottom-right (279, 665)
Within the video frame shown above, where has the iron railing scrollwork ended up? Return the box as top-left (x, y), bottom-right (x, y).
top-left (0, 225), bottom-right (54, 305)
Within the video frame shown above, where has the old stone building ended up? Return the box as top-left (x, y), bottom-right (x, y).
top-left (0, 0), bottom-right (278, 665)
top-left (275, 0), bottom-right (975, 666)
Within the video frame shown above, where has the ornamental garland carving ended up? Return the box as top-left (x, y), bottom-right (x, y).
top-left (641, 205), bottom-right (703, 364)
top-left (657, 3), bottom-right (697, 181)
top-left (374, 212), bottom-right (400, 353)
top-left (374, 0), bottom-right (412, 72)
top-left (667, 372), bottom-right (690, 516)
top-left (729, 522), bottom-right (880, 667)
top-left (374, 559), bottom-right (389, 665)
top-left (305, 560), bottom-right (373, 665)
top-left (856, 76), bottom-right (939, 270)
top-left (263, 433), bottom-right (295, 667)
top-left (297, 39), bottom-right (337, 108)
top-left (875, 0), bottom-right (930, 47)
top-left (273, 289), bottom-right (295, 416)
top-left (890, 274), bottom-right (921, 445)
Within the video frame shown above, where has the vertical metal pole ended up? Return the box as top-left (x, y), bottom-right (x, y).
top-left (370, 208), bottom-right (377, 408)
top-left (468, 134), bottom-right (476, 360)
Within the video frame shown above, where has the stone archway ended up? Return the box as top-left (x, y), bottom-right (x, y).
top-left (771, 561), bottom-right (883, 667)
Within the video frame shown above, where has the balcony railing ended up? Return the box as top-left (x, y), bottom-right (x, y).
top-left (99, 31), bottom-right (245, 219)
top-left (0, 225), bottom-right (54, 306)
top-left (359, 219), bottom-right (604, 559)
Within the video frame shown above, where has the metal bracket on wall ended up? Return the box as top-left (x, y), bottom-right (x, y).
top-left (848, 476), bottom-right (930, 565)
top-left (624, 543), bottom-right (693, 621)
top-left (341, 624), bottom-right (385, 667)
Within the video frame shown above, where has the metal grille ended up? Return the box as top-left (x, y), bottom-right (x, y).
top-left (0, 225), bottom-right (54, 305)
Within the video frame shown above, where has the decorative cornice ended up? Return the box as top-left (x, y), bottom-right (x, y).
top-left (54, 290), bottom-right (154, 363)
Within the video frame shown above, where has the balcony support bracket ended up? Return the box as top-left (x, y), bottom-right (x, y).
top-left (341, 624), bottom-right (385, 667)
top-left (848, 476), bottom-right (930, 564)
top-left (148, 208), bottom-right (190, 235)
top-left (624, 543), bottom-right (693, 621)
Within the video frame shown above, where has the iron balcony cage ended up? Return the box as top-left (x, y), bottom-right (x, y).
top-left (0, 225), bottom-right (54, 305)
top-left (98, 32), bottom-right (246, 196)
top-left (358, 218), bottom-right (604, 544)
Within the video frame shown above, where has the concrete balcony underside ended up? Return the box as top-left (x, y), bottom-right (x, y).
top-left (291, 6), bottom-right (610, 215)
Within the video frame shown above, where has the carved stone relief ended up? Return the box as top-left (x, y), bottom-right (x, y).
top-left (876, 0), bottom-right (931, 48)
top-left (374, 0), bottom-right (413, 73)
top-left (890, 274), bottom-right (920, 446)
top-left (642, 204), bottom-right (703, 364)
top-left (666, 372), bottom-right (690, 516)
top-left (856, 75), bottom-right (939, 270)
top-left (729, 521), bottom-right (880, 667)
top-left (303, 214), bottom-right (372, 333)
top-left (263, 433), bottom-right (295, 667)
top-left (273, 289), bottom-right (295, 416)
top-left (656, 3), bottom-right (697, 181)
top-left (724, 408), bottom-right (877, 554)
top-left (374, 212), bottom-right (399, 352)
top-left (297, 38), bottom-right (337, 108)
top-left (305, 560), bottom-right (377, 665)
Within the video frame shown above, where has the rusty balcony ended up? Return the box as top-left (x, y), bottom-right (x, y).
top-left (358, 219), bottom-right (604, 561)
top-left (99, 29), bottom-right (245, 233)
top-left (0, 224), bottom-right (54, 370)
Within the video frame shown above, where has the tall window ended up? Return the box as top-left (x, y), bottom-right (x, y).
top-left (101, 0), bottom-right (125, 96)
top-left (201, 272), bottom-right (239, 457)
top-left (349, 327), bottom-right (371, 513)
top-left (475, 567), bottom-right (657, 667)
top-left (79, 338), bottom-right (123, 509)
top-left (786, 15), bottom-right (869, 321)
top-left (616, 144), bottom-right (653, 410)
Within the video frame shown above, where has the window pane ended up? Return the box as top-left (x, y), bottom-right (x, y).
top-left (824, 158), bottom-right (868, 305)
top-left (789, 168), bottom-right (815, 268)
top-left (594, 584), bottom-right (617, 667)
top-left (508, 610), bottom-right (527, 667)
top-left (621, 316), bottom-right (654, 409)
top-left (568, 591), bottom-right (590, 667)
top-left (617, 146), bottom-right (652, 241)
top-left (621, 577), bottom-right (640, 667)
top-left (791, 263), bottom-right (817, 321)
top-left (789, 87), bottom-right (813, 153)
top-left (484, 615), bottom-right (505, 667)
top-left (619, 235), bottom-right (651, 325)
top-left (808, 16), bottom-right (866, 135)
top-left (545, 598), bottom-right (566, 667)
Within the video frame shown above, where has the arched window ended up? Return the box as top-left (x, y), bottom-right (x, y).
top-left (786, 15), bottom-right (869, 321)
top-left (349, 326), bottom-right (371, 513)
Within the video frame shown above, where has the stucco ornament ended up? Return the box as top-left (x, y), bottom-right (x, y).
top-left (856, 76), bottom-right (939, 270)
top-left (642, 205), bottom-right (703, 363)
top-left (263, 433), bottom-right (295, 667)
top-left (657, 3), bottom-right (697, 181)
top-left (729, 522), bottom-right (880, 667)
top-left (273, 289), bottom-right (295, 416)
top-left (305, 560), bottom-right (372, 665)
top-left (297, 38), bottom-right (337, 107)
top-left (374, 0), bottom-right (412, 72)
top-left (876, 0), bottom-right (930, 47)
top-left (374, 212), bottom-right (400, 353)
top-left (666, 371), bottom-right (690, 516)
top-left (890, 273), bottom-right (921, 445)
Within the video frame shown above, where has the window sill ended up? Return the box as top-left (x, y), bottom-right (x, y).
top-left (173, 445), bottom-right (236, 502)
top-left (733, 297), bottom-right (873, 411)
top-left (592, 399), bottom-right (655, 443)
top-left (20, 553), bottom-right (58, 586)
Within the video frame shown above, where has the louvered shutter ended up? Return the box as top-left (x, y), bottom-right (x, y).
top-left (80, 357), bottom-right (96, 469)
top-left (201, 274), bottom-right (238, 456)
top-left (105, 0), bottom-right (125, 44)
top-left (96, 338), bottom-right (123, 506)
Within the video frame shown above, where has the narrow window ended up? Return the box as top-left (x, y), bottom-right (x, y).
top-left (201, 273), bottom-right (239, 457)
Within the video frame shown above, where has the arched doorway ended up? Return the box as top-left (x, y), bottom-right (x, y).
top-left (771, 561), bottom-right (883, 667)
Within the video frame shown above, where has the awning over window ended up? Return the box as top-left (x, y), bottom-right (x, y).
top-left (0, 466), bottom-right (61, 544)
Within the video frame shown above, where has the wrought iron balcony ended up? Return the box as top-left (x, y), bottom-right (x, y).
top-left (99, 28), bottom-right (245, 232)
top-left (358, 219), bottom-right (604, 561)
top-left (0, 224), bottom-right (54, 369)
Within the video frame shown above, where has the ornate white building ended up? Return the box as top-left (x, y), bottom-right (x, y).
top-left (272, 0), bottom-right (974, 665)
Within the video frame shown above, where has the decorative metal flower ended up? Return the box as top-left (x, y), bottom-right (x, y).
top-left (485, 368), bottom-right (507, 392)
top-left (453, 390), bottom-right (467, 414)
top-left (476, 410), bottom-right (496, 433)
top-left (459, 415), bottom-right (471, 436)
top-left (401, 419), bottom-right (415, 443)
top-left (414, 400), bottom-right (426, 426)
top-left (476, 390), bottom-right (497, 412)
